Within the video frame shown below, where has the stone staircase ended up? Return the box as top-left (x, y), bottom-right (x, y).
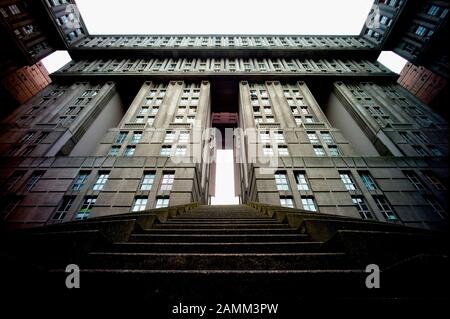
top-left (1, 202), bottom-right (448, 309)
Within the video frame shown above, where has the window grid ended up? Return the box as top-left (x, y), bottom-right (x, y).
top-left (93, 171), bottom-right (109, 191)
top-left (275, 172), bottom-right (289, 191)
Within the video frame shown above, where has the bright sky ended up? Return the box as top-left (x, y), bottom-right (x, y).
top-left (211, 150), bottom-right (240, 204)
top-left (76, 0), bottom-right (374, 35)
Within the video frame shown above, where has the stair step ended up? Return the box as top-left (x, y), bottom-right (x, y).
top-left (165, 219), bottom-right (280, 224)
top-left (84, 252), bottom-right (349, 270)
top-left (136, 228), bottom-right (300, 235)
top-left (129, 233), bottom-right (310, 243)
top-left (153, 223), bottom-right (291, 229)
top-left (107, 242), bottom-right (325, 253)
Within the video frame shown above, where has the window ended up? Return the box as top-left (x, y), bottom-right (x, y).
top-left (19, 132), bottom-right (35, 144)
top-left (259, 132), bottom-right (270, 143)
top-left (160, 145), bottom-right (172, 156)
top-left (403, 171), bottom-right (425, 190)
top-left (131, 132), bottom-right (142, 144)
top-left (35, 132), bottom-right (49, 143)
top-left (131, 197), bottom-right (148, 212)
top-left (321, 132), bottom-right (334, 144)
top-left (274, 131), bottom-right (285, 143)
top-left (53, 196), bottom-right (75, 220)
top-left (399, 131), bottom-right (414, 143)
top-left (262, 145), bottom-right (274, 156)
top-left (301, 196), bottom-right (317, 212)
top-left (156, 196), bottom-right (170, 208)
top-left (1, 196), bottom-right (22, 220)
top-left (115, 131), bottom-right (128, 144)
top-left (124, 146), bottom-right (136, 157)
top-left (412, 132), bottom-right (430, 144)
top-left (278, 145), bottom-right (289, 156)
top-left (135, 116), bottom-right (144, 123)
top-left (373, 196), bottom-right (398, 221)
top-left (305, 116), bottom-right (314, 123)
top-left (164, 131), bottom-right (176, 143)
top-left (147, 117), bottom-right (155, 126)
top-left (25, 171), bottom-right (44, 191)
top-left (275, 171), bottom-right (289, 191)
top-left (175, 145), bottom-right (187, 156)
top-left (4, 171), bottom-right (25, 191)
top-left (328, 145), bottom-right (341, 157)
top-left (109, 146), bottom-right (120, 156)
top-left (428, 146), bottom-right (443, 157)
top-left (160, 172), bottom-right (175, 191)
top-left (93, 171), bottom-right (109, 191)
top-left (174, 116), bottom-right (184, 123)
top-left (352, 196), bottom-right (373, 219)
top-left (422, 171), bottom-right (446, 190)
top-left (424, 196), bottom-right (446, 219)
top-left (294, 117), bottom-right (302, 125)
top-left (21, 146), bottom-right (35, 156)
top-left (340, 172), bottom-right (356, 191)
top-left (280, 196), bottom-right (294, 208)
top-left (295, 171), bottom-right (309, 191)
top-left (313, 146), bottom-right (325, 156)
top-left (72, 171), bottom-right (90, 191)
top-left (140, 171), bottom-right (155, 190)
top-left (179, 132), bottom-right (189, 143)
top-left (266, 116), bottom-right (275, 123)
top-left (415, 26), bottom-right (427, 37)
top-left (359, 171), bottom-right (377, 191)
top-left (428, 5), bottom-right (440, 16)
top-left (307, 132), bottom-right (319, 144)
top-left (413, 145), bottom-right (427, 156)
top-left (75, 196), bottom-right (97, 220)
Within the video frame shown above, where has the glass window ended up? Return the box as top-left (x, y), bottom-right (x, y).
top-left (53, 196), bottom-right (75, 220)
top-left (328, 145), bottom-right (341, 157)
top-left (301, 196), bottom-right (317, 211)
top-left (131, 132), bottom-right (142, 144)
top-left (75, 196), bottom-right (97, 220)
top-left (413, 145), bottom-right (427, 156)
top-left (25, 171), bottom-right (44, 191)
top-left (295, 171), bottom-right (309, 191)
top-left (93, 171), bottom-right (109, 191)
top-left (156, 196), bottom-right (170, 208)
top-left (132, 197), bottom-right (148, 212)
top-left (428, 146), bottom-right (443, 157)
top-left (340, 172), bottom-right (356, 190)
top-left (278, 145), bottom-right (289, 156)
top-left (274, 131), bottom-right (285, 143)
top-left (422, 171), bottom-right (446, 190)
top-left (262, 145), bottom-right (273, 156)
top-left (160, 145), bottom-right (171, 156)
top-left (259, 132), bottom-right (270, 143)
top-left (160, 172), bottom-right (175, 191)
top-left (124, 146), bottom-right (136, 157)
top-left (403, 171), bottom-right (425, 190)
top-left (359, 171), bottom-right (377, 191)
top-left (72, 171), bottom-right (90, 191)
top-left (294, 117), bottom-right (302, 125)
top-left (179, 132), bottom-right (190, 143)
top-left (373, 196), bottom-right (398, 221)
top-left (109, 146), bottom-right (120, 156)
top-left (175, 145), bottom-right (187, 156)
top-left (320, 132), bottom-right (334, 144)
top-left (275, 171), bottom-right (289, 191)
top-left (307, 132), bottom-right (319, 144)
top-left (280, 196), bottom-right (294, 208)
top-left (352, 196), bottom-right (373, 219)
top-left (164, 131), bottom-right (176, 143)
top-left (140, 171), bottom-right (155, 191)
top-left (313, 146), bottom-right (325, 156)
top-left (424, 195), bottom-right (446, 219)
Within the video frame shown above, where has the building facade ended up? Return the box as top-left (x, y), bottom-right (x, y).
top-left (0, 3), bottom-right (448, 231)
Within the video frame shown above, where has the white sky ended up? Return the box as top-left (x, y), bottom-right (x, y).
top-left (211, 150), bottom-right (240, 204)
top-left (76, 0), bottom-right (374, 35)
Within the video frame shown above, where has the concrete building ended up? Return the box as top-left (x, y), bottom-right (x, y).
top-left (0, 3), bottom-right (448, 232)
